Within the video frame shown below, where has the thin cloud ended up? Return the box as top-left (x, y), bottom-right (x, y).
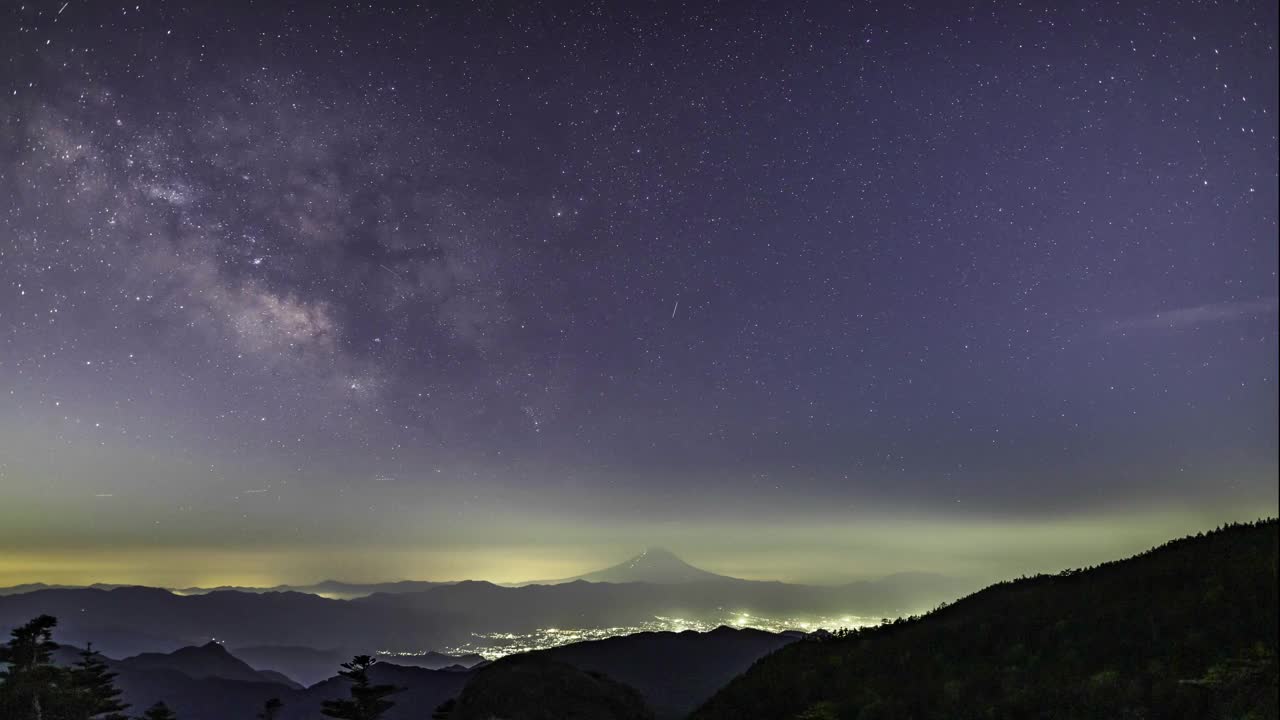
top-left (1107, 298), bottom-right (1279, 333)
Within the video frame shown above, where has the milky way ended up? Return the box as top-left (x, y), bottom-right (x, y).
top-left (1, 1), bottom-right (1276, 586)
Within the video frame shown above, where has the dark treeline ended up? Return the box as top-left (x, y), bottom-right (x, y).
top-left (692, 519), bottom-right (1279, 720)
top-left (0, 616), bottom-right (402, 720)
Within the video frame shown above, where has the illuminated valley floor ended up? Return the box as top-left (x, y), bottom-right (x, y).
top-left (380, 612), bottom-right (882, 661)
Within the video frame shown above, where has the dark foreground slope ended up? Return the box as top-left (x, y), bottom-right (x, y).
top-left (693, 519), bottom-right (1278, 720)
top-left (452, 654), bottom-right (654, 720)
top-left (533, 626), bottom-right (795, 719)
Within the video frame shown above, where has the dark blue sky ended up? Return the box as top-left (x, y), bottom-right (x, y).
top-left (1, 0), bottom-right (1275, 586)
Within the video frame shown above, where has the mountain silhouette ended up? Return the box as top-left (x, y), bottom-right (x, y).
top-left (35, 628), bottom-right (793, 719)
top-left (0, 585), bottom-right (468, 659)
top-left (0, 571), bottom-right (970, 662)
top-left (531, 625), bottom-right (797, 719)
top-left (537, 547), bottom-right (738, 584)
top-left (232, 644), bottom-right (485, 687)
top-left (578, 547), bottom-right (735, 583)
top-left (117, 641), bottom-right (303, 688)
top-left (49, 642), bottom-right (298, 720)
top-left (171, 579), bottom-right (456, 599)
top-left (291, 661), bottom-right (469, 719)
top-left (451, 654), bottom-right (654, 720)
top-left (692, 519), bottom-right (1279, 720)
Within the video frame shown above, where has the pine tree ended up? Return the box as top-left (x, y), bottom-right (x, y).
top-left (67, 643), bottom-right (129, 720)
top-left (257, 697), bottom-right (283, 720)
top-left (319, 655), bottom-right (403, 720)
top-left (0, 615), bottom-right (60, 674)
top-left (141, 701), bottom-right (178, 720)
top-left (0, 615), bottom-right (68, 720)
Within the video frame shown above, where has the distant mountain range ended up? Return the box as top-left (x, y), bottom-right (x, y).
top-left (355, 572), bottom-right (974, 638)
top-left (232, 644), bottom-right (485, 687)
top-left (0, 549), bottom-right (972, 665)
top-left (0, 582), bottom-right (135, 596)
top-left (1, 547), bottom-right (967, 598)
top-left (0, 580), bottom-right (459, 599)
top-left (170, 579), bottom-right (458, 599)
top-left (32, 625), bottom-right (797, 719)
top-left (5, 526), bottom-right (1274, 718)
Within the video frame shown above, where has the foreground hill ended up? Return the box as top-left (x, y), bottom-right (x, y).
top-left (692, 519), bottom-right (1279, 720)
top-left (286, 662), bottom-right (469, 720)
top-left (452, 654), bottom-right (654, 720)
top-left (532, 626), bottom-right (795, 719)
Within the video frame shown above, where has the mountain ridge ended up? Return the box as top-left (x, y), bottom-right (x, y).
top-left (532, 547), bottom-right (740, 585)
top-left (692, 519), bottom-right (1279, 720)
top-left (115, 640), bottom-right (304, 689)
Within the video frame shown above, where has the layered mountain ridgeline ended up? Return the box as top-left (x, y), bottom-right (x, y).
top-left (104, 642), bottom-right (303, 689)
top-left (0, 580), bottom-right (454, 600)
top-left (425, 625), bottom-right (800, 720)
top-left (0, 552), bottom-right (969, 662)
top-left (170, 580), bottom-right (457, 599)
top-left (289, 661), bottom-right (469, 720)
top-left (692, 519), bottom-right (1279, 720)
top-left (233, 645), bottom-right (484, 687)
top-left (0, 581), bottom-right (920, 664)
top-left (6, 628), bottom-right (475, 720)
top-left (0, 586), bottom-right (479, 659)
top-left (2, 615), bottom-right (797, 719)
top-left (355, 545), bottom-right (962, 625)
top-left (352, 573), bottom-right (972, 636)
top-left (0, 583), bottom-right (137, 597)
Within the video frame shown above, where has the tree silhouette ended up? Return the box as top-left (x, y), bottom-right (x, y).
top-left (141, 700), bottom-right (179, 720)
top-left (320, 655), bottom-right (403, 720)
top-left (67, 643), bottom-right (129, 720)
top-left (257, 697), bottom-right (283, 720)
top-left (0, 615), bottom-right (59, 671)
top-left (0, 615), bottom-right (67, 720)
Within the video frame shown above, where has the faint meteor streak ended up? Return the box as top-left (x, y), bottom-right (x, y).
top-left (671, 301), bottom-right (679, 319)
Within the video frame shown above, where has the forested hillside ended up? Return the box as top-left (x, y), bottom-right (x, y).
top-left (693, 519), bottom-right (1279, 720)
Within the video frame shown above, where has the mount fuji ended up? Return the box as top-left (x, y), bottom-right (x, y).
top-left (535, 547), bottom-right (740, 585)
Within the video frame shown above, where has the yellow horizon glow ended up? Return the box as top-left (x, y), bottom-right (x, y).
top-left (2, 502), bottom-right (1273, 589)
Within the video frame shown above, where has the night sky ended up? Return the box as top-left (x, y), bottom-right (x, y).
top-left (1, 1), bottom-right (1276, 588)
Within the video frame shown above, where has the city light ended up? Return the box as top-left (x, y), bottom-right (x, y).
top-left (426, 612), bottom-right (879, 659)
